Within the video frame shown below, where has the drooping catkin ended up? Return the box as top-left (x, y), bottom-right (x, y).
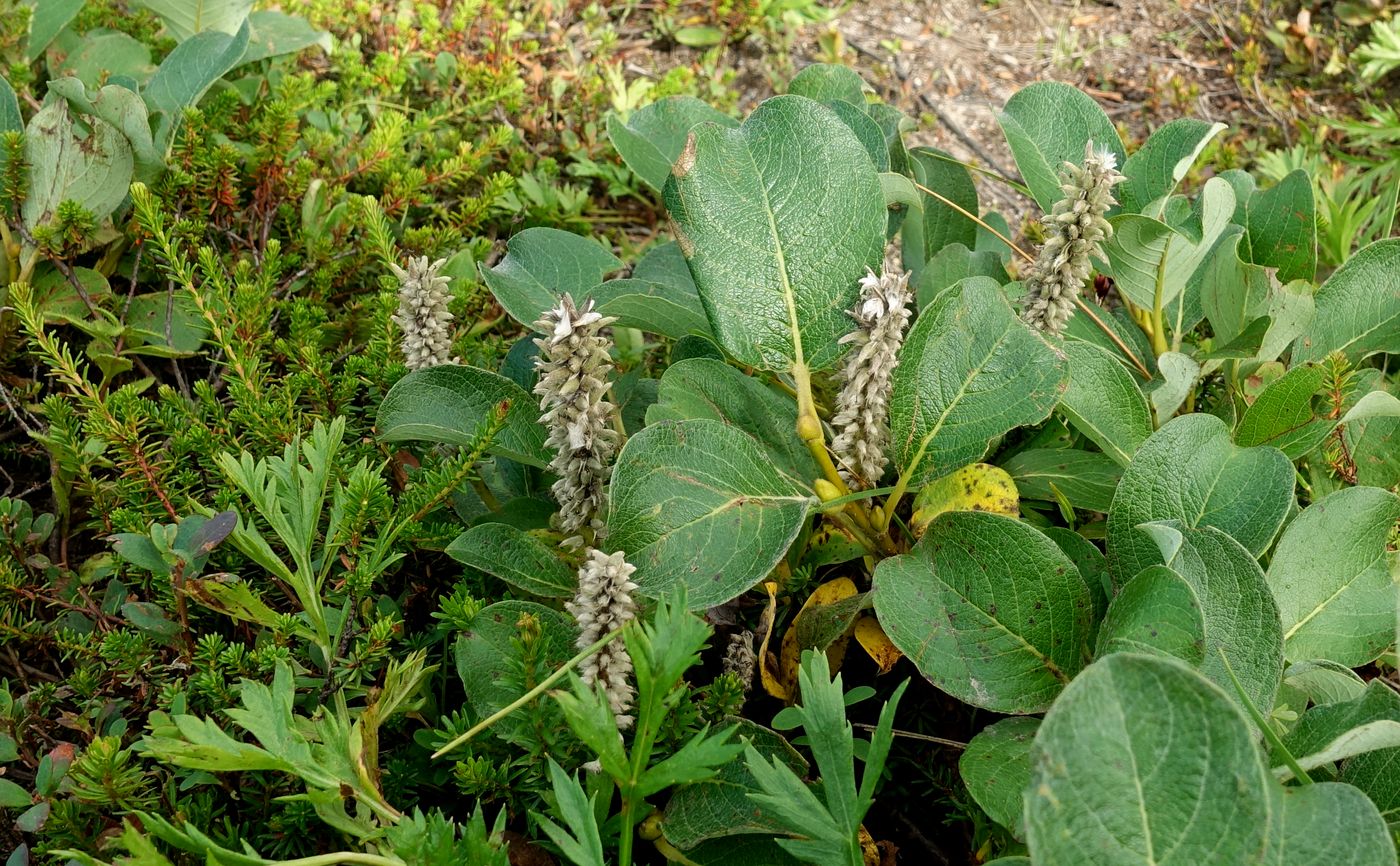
top-left (567, 548), bottom-right (638, 728)
top-left (1020, 141), bottom-right (1126, 336)
top-left (830, 267), bottom-right (913, 488)
top-left (532, 295), bottom-right (622, 544)
top-left (390, 256), bottom-right (457, 370)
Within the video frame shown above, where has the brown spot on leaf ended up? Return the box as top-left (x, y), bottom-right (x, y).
top-left (672, 131), bottom-right (697, 178)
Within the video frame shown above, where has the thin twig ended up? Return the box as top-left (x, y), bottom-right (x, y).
top-left (1071, 296), bottom-right (1154, 380)
top-left (911, 180), bottom-right (1033, 261)
top-left (910, 179), bottom-right (1154, 379)
top-left (852, 722), bottom-right (967, 749)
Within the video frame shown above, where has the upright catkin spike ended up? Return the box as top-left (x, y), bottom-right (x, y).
top-left (533, 294), bottom-right (622, 545)
top-left (567, 548), bottom-right (638, 728)
top-left (1021, 141), bottom-right (1127, 336)
top-left (830, 266), bottom-right (914, 488)
top-left (390, 256), bottom-right (457, 370)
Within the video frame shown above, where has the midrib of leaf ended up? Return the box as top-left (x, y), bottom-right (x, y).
top-left (904, 329), bottom-right (1014, 482)
top-left (742, 144), bottom-right (805, 372)
top-left (1106, 672), bottom-right (1158, 866)
top-left (1187, 450), bottom-right (1232, 531)
top-left (1283, 550), bottom-right (1386, 640)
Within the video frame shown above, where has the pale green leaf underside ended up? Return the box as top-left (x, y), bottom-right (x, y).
top-left (1267, 485), bottom-right (1400, 667)
top-left (1106, 412), bottom-right (1293, 583)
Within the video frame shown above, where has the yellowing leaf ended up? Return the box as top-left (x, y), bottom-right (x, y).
top-left (778, 578), bottom-right (858, 698)
top-left (854, 615), bottom-right (902, 674)
top-left (858, 825), bottom-right (885, 865)
top-left (911, 462), bottom-right (1019, 538)
top-left (759, 581), bottom-right (788, 700)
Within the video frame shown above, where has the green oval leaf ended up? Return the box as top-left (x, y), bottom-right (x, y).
top-left (787, 63), bottom-right (866, 106)
top-left (1002, 448), bottom-right (1121, 513)
top-left (1271, 783), bottom-right (1396, 866)
top-left (1140, 522), bottom-right (1285, 717)
top-left (1106, 412), bottom-right (1293, 583)
top-left (908, 146), bottom-right (978, 260)
top-left (873, 511), bottom-right (1093, 713)
top-left (662, 719), bottom-right (808, 848)
top-left (662, 94), bottom-right (886, 372)
top-left (1293, 239), bottom-right (1400, 364)
top-left (646, 358), bottom-right (817, 482)
top-left (1026, 653), bottom-right (1273, 866)
top-left (890, 278), bottom-right (1067, 489)
top-left (446, 523), bottom-right (575, 598)
top-left (1118, 118), bottom-right (1227, 215)
top-left (1095, 565), bottom-right (1205, 664)
top-left (959, 716), bottom-right (1039, 838)
top-left (1243, 168), bottom-right (1316, 284)
top-left (453, 601), bottom-right (575, 746)
top-left (375, 365), bottom-right (551, 468)
top-left (478, 227), bottom-right (622, 328)
top-left (606, 96), bottom-right (738, 192)
top-left (590, 278), bottom-right (710, 341)
top-left (1235, 362), bottom-right (1332, 458)
top-left (1059, 340), bottom-right (1152, 466)
top-left (1267, 486), bottom-right (1400, 667)
top-left (997, 82), bottom-right (1124, 212)
top-left (609, 419), bottom-right (814, 609)
top-left (145, 22), bottom-right (252, 145)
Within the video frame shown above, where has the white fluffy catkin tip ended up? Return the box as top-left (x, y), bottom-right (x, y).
top-left (391, 256), bottom-right (457, 370)
top-left (567, 548), bottom-right (638, 728)
top-left (1021, 141), bottom-right (1126, 336)
top-left (830, 266), bottom-right (913, 487)
top-left (532, 294), bottom-right (622, 544)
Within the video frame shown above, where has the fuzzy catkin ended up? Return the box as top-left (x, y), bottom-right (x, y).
top-left (722, 630), bottom-right (756, 693)
top-left (1021, 142), bottom-right (1127, 336)
top-left (532, 295), bottom-right (622, 544)
top-left (567, 548), bottom-right (638, 728)
top-left (830, 267), bottom-right (913, 488)
top-left (390, 256), bottom-right (457, 370)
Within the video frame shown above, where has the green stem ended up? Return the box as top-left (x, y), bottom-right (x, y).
top-left (16, 249), bottom-right (37, 286)
top-left (470, 477), bottom-right (501, 512)
top-left (431, 627), bottom-right (623, 758)
top-left (793, 363), bottom-right (893, 554)
top-left (1221, 650), bottom-right (1311, 785)
top-left (879, 468), bottom-right (913, 535)
top-left (1149, 243), bottom-right (1170, 358)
